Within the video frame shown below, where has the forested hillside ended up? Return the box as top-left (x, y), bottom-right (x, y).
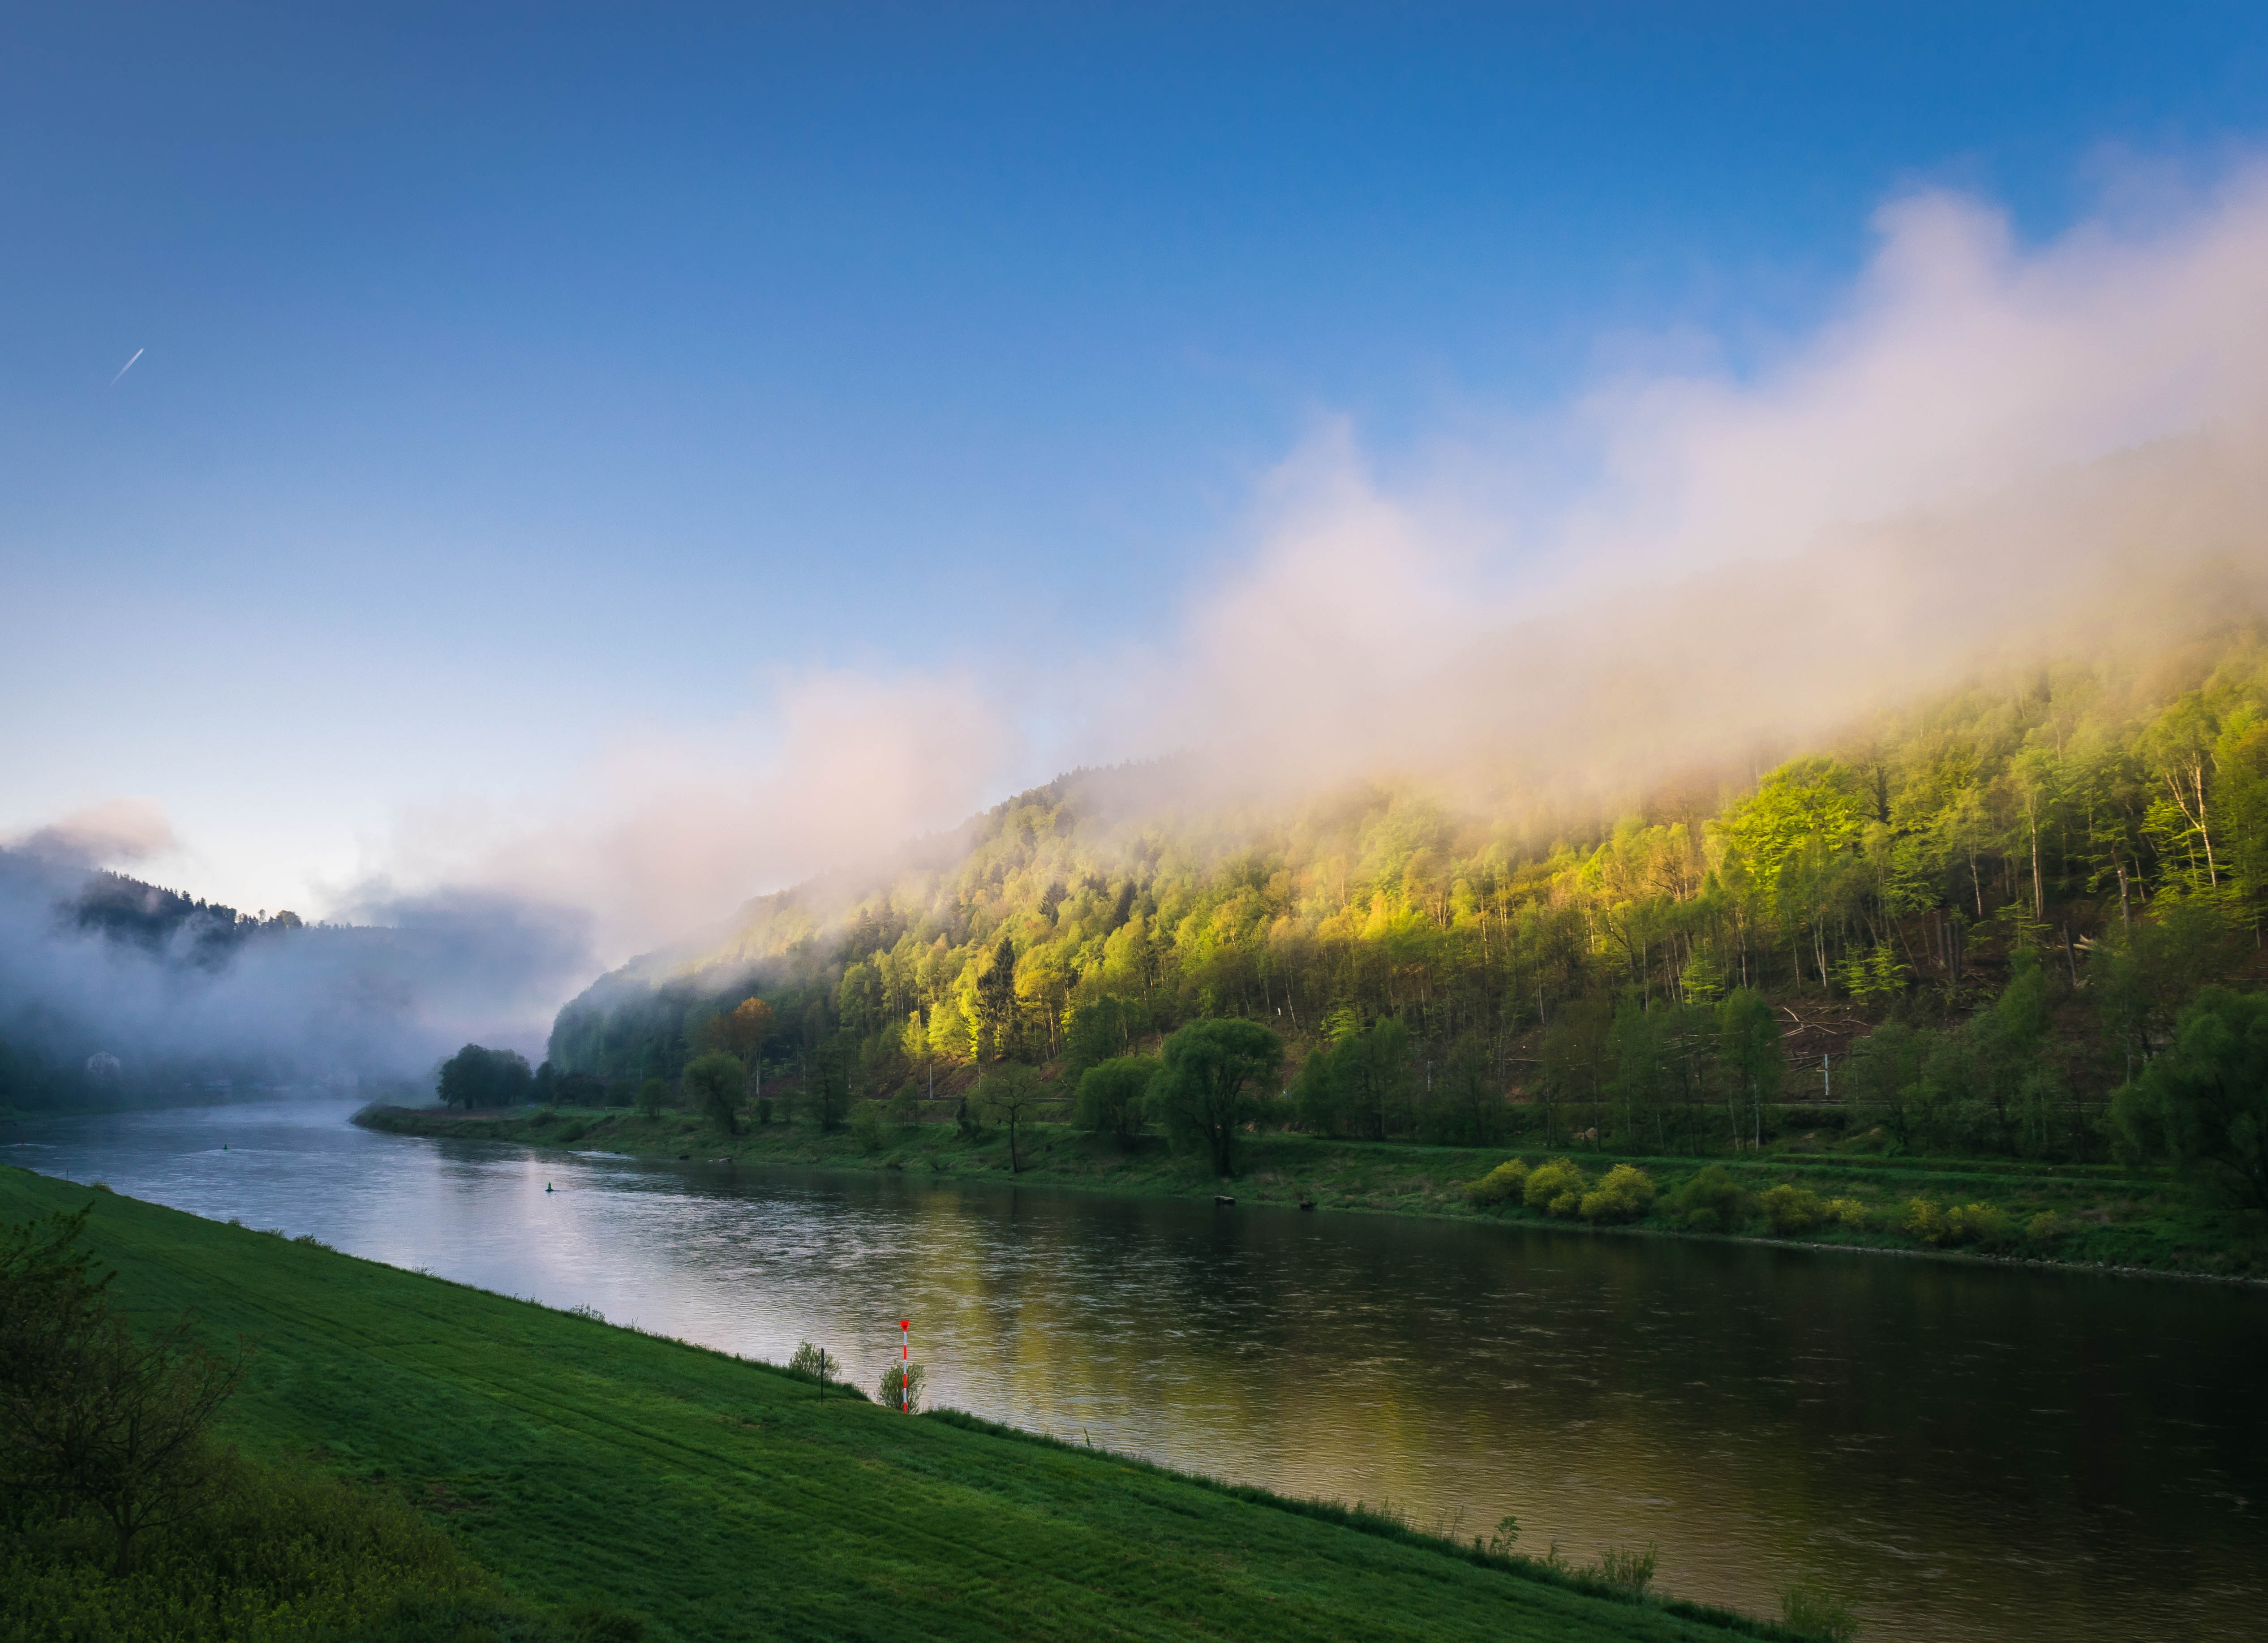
top-left (549, 633), bottom-right (2268, 1176)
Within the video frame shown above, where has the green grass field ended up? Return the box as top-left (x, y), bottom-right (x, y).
top-left (358, 1104), bottom-right (2268, 1280)
top-left (0, 1166), bottom-right (1791, 1643)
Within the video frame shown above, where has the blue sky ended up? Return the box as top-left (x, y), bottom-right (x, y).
top-left (5, 3), bottom-right (2265, 937)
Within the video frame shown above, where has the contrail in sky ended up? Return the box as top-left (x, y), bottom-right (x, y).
top-left (110, 347), bottom-right (144, 385)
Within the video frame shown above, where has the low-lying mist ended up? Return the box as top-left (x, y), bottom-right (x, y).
top-left (0, 809), bottom-right (590, 1108)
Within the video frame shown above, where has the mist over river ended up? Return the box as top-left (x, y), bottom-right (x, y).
top-left (11, 1100), bottom-right (2264, 1641)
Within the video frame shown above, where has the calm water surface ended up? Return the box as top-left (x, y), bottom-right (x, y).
top-left (11, 1100), bottom-right (2264, 1642)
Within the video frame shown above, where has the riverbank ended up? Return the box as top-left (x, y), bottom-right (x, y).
top-left (0, 1164), bottom-right (1812, 1642)
top-left (357, 1104), bottom-right (2268, 1281)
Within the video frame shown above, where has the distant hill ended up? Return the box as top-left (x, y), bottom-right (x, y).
top-left (548, 631), bottom-right (2268, 1163)
top-left (0, 849), bottom-right (584, 1115)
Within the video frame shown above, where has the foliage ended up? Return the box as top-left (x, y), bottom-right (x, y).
top-left (1, 1455), bottom-right (521, 1643)
top-left (1, 1209), bottom-right (249, 1574)
top-left (1666, 1166), bottom-right (1746, 1233)
top-left (847, 1099), bottom-right (890, 1153)
top-left (1778, 1581), bottom-right (1859, 1643)
top-left (680, 1051), bottom-right (744, 1136)
top-left (1577, 1163), bottom-right (1656, 1222)
top-left (704, 996), bottom-right (774, 1061)
top-left (1757, 1184), bottom-right (1825, 1236)
top-left (1073, 1055), bottom-right (1157, 1141)
top-left (2113, 986), bottom-right (2268, 1211)
top-left (1596, 1542), bottom-right (1657, 1597)
top-left (437, 1044), bottom-right (533, 1109)
top-left (877, 1360), bottom-right (926, 1414)
top-left (1522, 1158), bottom-right (1588, 1217)
top-left (1463, 1158), bottom-right (1530, 1207)
top-left (1148, 1019), bottom-right (1284, 1176)
top-left (636, 1077), bottom-right (668, 1119)
top-left (546, 641), bottom-right (2268, 1188)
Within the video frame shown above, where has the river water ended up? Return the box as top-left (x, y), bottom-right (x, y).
top-left (9, 1099), bottom-right (2264, 1641)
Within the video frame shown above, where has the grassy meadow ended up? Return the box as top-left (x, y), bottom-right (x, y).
top-left (0, 1165), bottom-right (1812, 1643)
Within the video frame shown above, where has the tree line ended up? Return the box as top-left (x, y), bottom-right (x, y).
top-left (546, 638), bottom-right (2268, 1179)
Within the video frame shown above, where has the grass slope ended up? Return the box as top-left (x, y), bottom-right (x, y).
top-left (0, 1166), bottom-right (1767, 1643)
top-left (358, 1105), bottom-right (2268, 1280)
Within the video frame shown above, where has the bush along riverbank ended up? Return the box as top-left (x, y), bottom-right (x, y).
top-left (353, 1101), bottom-right (2267, 1281)
top-left (0, 1166), bottom-right (1846, 1643)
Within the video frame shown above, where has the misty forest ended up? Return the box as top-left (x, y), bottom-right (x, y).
top-left (532, 637), bottom-right (2268, 1199)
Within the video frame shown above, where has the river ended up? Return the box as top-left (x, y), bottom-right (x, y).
top-left (9, 1098), bottom-right (2264, 1641)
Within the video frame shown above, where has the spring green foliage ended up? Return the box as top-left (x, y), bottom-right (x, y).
top-left (1524, 1159), bottom-right (1589, 1217)
top-left (1073, 1054), bottom-right (1157, 1140)
top-left (1579, 1164), bottom-right (1658, 1223)
top-left (543, 642), bottom-right (2268, 1199)
top-left (0, 1168), bottom-right (1773, 1643)
top-left (1150, 1018), bottom-right (1284, 1175)
top-left (1464, 1157), bottom-right (1531, 1206)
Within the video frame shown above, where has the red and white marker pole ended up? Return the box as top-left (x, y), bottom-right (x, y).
top-left (898, 1319), bottom-right (911, 1411)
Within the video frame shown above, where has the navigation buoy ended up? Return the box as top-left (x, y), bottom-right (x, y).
top-left (545, 1182), bottom-right (554, 1193)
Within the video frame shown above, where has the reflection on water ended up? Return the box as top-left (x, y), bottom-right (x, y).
top-left (11, 1101), bottom-right (2265, 1642)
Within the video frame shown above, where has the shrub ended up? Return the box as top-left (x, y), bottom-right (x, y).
top-left (1596, 1541), bottom-right (1657, 1597)
top-left (1758, 1183), bottom-right (1824, 1236)
top-left (877, 1360), bottom-right (927, 1413)
top-left (556, 1120), bottom-right (588, 1144)
top-left (1667, 1164), bottom-right (1745, 1232)
top-left (2025, 1210), bottom-right (2064, 1244)
top-left (848, 1100), bottom-right (889, 1153)
top-left (1463, 1158), bottom-right (1530, 1207)
top-left (1523, 1158), bottom-right (1589, 1217)
top-left (1944, 1201), bottom-right (2014, 1249)
top-left (1780, 1579), bottom-right (1859, 1642)
top-left (1578, 1164), bottom-right (1657, 1223)
top-left (1074, 1055), bottom-right (1159, 1141)
top-left (1900, 1197), bottom-right (1947, 1243)
top-left (1824, 1197), bottom-right (1869, 1230)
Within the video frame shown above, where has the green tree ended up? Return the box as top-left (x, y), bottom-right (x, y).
top-left (975, 1062), bottom-right (1045, 1172)
top-left (1074, 1055), bottom-right (1157, 1141)
top-left (683, 1051), bottom-right (746, 1136)
top-left (637, 1077), bottom-right (669, 1118)
top-left (1148, 1018), bottom-right (1284, 1176)
top-left (2113, 986), bottom-right (2268, 1211)
top-left (1063, 995), bottom-right (1146, 1082)
top-left (1719, 988), bottom-right (1782, 1148)
top-left (1, 1209), bottom-right (249, 1575)
top-left (436, 1045), bottom-right (533, 1109)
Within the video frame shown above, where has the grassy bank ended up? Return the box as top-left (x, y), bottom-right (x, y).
top-left (357, 1104), bottom-right (2268, 1281)
top-left (0, 1165), bottom-right (1810, 1643)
